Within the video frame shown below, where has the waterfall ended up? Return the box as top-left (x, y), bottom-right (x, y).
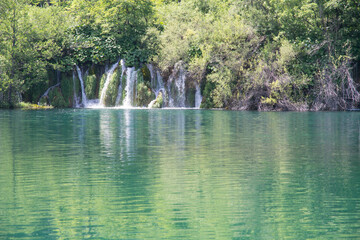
top-left (147, 63), bottom-right (156, 90)
top-left (122, 67), bottom-right (137, 107)
top-left (38, 83), bottom-right (60, 105)
top-left (75, 65), bottom-right (87, 107)
top-left (147, 63), bottom-right (165, 96)
top-left (177, 68), bottom-right (186, 107)
top-left (72, 71), bottom-right (80, 107)
top-left (68, 60), bottom-right (202, 109)
top-left (99, 61), bottom-right (119, 105)
top-left (195, 84), bottom-right (202, 109)
top-left (155, 70), bottom-right (165, 96)
top-left (56, 70), bottom-right (60, 84)
top-left (168, 67), bottom-right (186, 107)
top-left (148, 99), bottom-right (157, 108)
top-left (115, 60), bottom-right (126, 106)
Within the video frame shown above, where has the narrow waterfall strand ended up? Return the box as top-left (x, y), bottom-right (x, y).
top-left (75, 65), bottom-right (87, 107)
top-left (115, 59), bottom-right (126, 106)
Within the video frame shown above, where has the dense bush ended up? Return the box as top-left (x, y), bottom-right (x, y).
top-left (0, 0), bottom-right (359, 110)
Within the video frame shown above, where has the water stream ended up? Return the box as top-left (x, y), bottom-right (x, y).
top-left (75, 65), bottom-right (87, 107)
top-left (115, 59), bottom-right (126, 106)
top-left (122, 67), bottom-right (138, 107)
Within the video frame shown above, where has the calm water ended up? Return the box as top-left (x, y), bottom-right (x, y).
top-left (0, 109), bottom-right (360, 239)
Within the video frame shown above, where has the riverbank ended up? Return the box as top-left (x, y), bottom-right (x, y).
top-left (15, 102), bottom-right (53, 110)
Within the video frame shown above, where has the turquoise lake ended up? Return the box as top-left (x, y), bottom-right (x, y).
top-left (0, 109), bottom-right (360, 239)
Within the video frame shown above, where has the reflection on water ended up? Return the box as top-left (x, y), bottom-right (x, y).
top-left (0, 110), bottom-right (360, 239)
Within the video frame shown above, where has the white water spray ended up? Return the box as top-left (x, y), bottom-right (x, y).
top-left (168, 67), bottom-right (186, 107)
top-left (122, 67), bottom-right (138, 107)
top-left (195, 84), bottom-right (202, 109)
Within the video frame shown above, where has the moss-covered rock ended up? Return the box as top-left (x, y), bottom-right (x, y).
top-left (60, 73), bottom-right (74, 107)
top-left (103, 67), bottom-right (121, 106)
top-left (185, 87), bottom-right (196, 107)
top-left (136, 82), bottom-right (155, 107)
top-left (85, 74), bottom-right (97, 99)
top-left (148, 92), bottom-right (163, 108)
top-left (49, 87), bottom-right (67, 108)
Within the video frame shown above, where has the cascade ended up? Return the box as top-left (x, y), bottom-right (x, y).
top-left (147, 64), bottom-right (167, 108)
top-left (69, 61), bottom-right (201, 109)
top-left (99, 61), bottom-right (119, 105)
top-left (38, 83), bottom-right (60, 105)
top-left (155, 70), bottom-right (165, 96)
top-left (122, 67), bottom-right (138, 107)
top-left (195, 84), bottom-right (202, 109)
top-left (168, 67), bottom-right (186, 107)
top-left (75, 65), bottom-right (87, 107)
top-left (177, 68), bottom-right (186, 107)
top-left (147, 63), bottom-right (156, 90)
top-left (73, 71), bottom-right (80, 107)
top-left (56, 70), bottom-right (60, 83)
top-left (148, 98), bottom-right (157, 108)
top-left (115, 60), bottom-right (126, 106)
top-left (147, 64), bottom-right (165, 97)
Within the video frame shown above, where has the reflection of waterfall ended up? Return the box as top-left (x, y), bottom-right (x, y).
top-left (115, 60), bottom-right (126, 106)
top-left (75, 65), bottom-right (87, 107)
top-left (123, 67), bottom-right (138, 107)
top-left (124, 110), bottom-right (131, 152)
top-left (173, 110), bottom-right (186, 152)
top-left (100, 111), bottom-right (114, 154)
top-left (100, 61), bottom-right (119, 106)
top-left (195, 84), bottom-right (202, 109)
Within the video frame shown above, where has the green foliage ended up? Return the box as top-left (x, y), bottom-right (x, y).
top-left (141, 65), bottom-right (151, 84)
top-left (68, 0), bottom-right (156, 66)
top-left (0, 1), bottom-right (74, 106)
top-left (71, 35), bottom-right (121, 64)
top-left (201, 81), bottom-right (216, 109)
top-left (1, 0), bottom-right (360, 109)
top-left (16, 101), bottom-right (53, 109)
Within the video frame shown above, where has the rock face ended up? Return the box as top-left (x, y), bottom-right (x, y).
top-left (41, 60), bottom-right (202, 108)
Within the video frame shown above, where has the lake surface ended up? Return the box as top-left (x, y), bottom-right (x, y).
top-left (0, 109), bottom-right (360, 239)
